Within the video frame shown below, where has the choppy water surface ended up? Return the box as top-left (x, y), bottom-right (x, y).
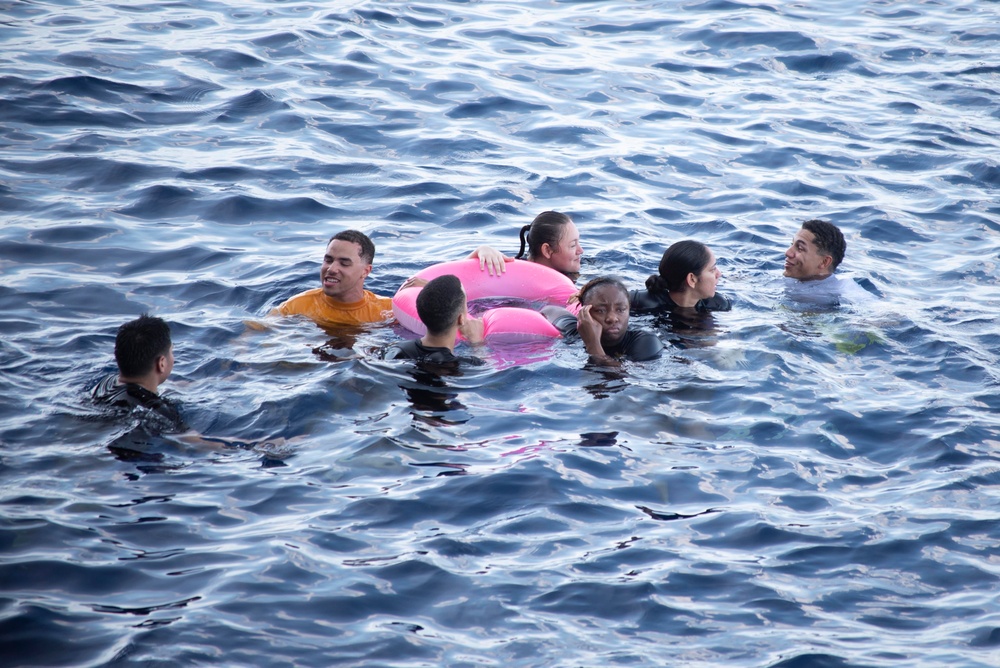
top-left (2, 1), bottom-right (999, 666)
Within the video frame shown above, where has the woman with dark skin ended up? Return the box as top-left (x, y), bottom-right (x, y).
top-left (544, 277), bottom-right (663, 364)
top-left (629, 240), bottom-right (731, 315)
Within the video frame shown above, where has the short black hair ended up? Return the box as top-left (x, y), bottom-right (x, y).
top-left (115, 314), bottom-right (171, 378)
top-left (416, 275), bottom-right (466, 336)
top-left (578, 276), bottom-right (628, 305)
top-left (329, 229), bottom-right (376, 265)
top-left (802, 219), bottom-right (846, 271)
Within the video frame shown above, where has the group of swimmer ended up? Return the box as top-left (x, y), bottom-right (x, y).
top-left (93, 212), bottom-right (848, 416)
top-left (272, 212), bottom-right (846, 364)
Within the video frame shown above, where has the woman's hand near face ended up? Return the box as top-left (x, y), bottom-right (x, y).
top-left (577, 305), bottom-right (610, 361)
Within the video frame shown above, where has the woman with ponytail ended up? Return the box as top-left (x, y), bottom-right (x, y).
top-left (629, 240), bottom-right (731, 315)
top-left (469, 210), bottom-right (583, 280)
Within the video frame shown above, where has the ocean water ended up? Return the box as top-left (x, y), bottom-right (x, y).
top-left (2, 1), bottom-right (999, 666)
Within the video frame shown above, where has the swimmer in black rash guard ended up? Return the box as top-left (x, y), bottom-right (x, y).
top-left (92, 314), bottom-right (184, 429)
top-left (384, 274), bottom-right (485, 365)
top-left (544, 276), bottom-right (663, 364)
top-left (630, 240), bottom-right (732, 315)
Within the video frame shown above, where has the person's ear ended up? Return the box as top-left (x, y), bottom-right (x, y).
top-left (686, 272), bottom-right (698, 289)
top-left (155, 355), bottom-right (168, 375)
top-left (362, 263), bottom-right (373, 279)
top-left (540, 242), bottom-right (554, 259)
top-left (819, 255), bottom-right (833, 271)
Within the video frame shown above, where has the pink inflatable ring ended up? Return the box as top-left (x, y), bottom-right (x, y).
top-left (393, 259), bottom-right (577, 342)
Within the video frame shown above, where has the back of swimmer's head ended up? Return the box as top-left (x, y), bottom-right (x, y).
top-left (516, 211), bottom-right (573, 261)
top-left (416, 274), bottom-right (466, 336)
top-left (115, 314), bottom-right (171, 378)
top-left (647, 240), bottom-right (712, 294)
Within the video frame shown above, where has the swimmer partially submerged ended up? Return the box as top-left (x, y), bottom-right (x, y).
top-left (544, 277), bottom-right (663, 364)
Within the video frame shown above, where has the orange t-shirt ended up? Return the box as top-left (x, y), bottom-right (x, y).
top-left (275, 288), bottom-right (393, 327)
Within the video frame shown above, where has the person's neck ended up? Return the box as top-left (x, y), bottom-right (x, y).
top-left (118, 373), bottom-right (159, 395)
top-left (529, 257), bottom-right (578, 282)
top-left (421, 328), bottom-right (457, 352)
top-left (795, 272), bottom-right (833, 282)
top-left (667, 289), bottom-right (700, 309)
top-left (322, 289), bottom-right (365, 305)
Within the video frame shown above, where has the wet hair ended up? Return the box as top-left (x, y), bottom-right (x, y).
top-left (801, 219), bottom-right (845, 271)
top-left (115, 314), bottom-right (171, 378)
top-left (578, 276), bottom-right (629, 305)
top-left (515, 211), bottom-right (573, 261)
top-left (416, 274), bottom-right (466, 336)
top-left (329, 229), bottom-right (376, 265)
top-left (646, 240), bottom-right (712, 295)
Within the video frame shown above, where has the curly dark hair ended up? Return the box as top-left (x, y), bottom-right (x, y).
top-left (801, 219), bottom-right (845, 270)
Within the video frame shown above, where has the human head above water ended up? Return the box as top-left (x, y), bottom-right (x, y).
top-left (321, 229), bottom-right (377, 303)
top-left (329, 229), bottom-right (376, 266)
top-left (802, 220), bottom-right (845, 271)
top-left (416, 274), bottom-right (467, 336)
top-left (577, 276), bottom-right (630, 345)
top-left (646, 240), bottom-right (720, 299)
top-left (115, 314), bottom-right (172, 379)
top-left (784, 219), bottom-right (845, 280)
top-left (515, 211), bottom-right (583, 276)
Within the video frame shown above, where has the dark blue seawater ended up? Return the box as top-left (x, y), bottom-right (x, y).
top-left (2, 1), bottom-right (999, 666)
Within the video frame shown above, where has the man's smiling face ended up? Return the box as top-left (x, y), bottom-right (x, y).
top-left (784, 227), bottom-right (833, 281)
top-left (320, 239), bottom-right (371, 303)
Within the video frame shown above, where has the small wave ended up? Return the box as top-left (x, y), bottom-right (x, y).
top-left (965, 161), bottom-right (1000, 188)
top-left (684, 29), bottom-right (817, 52)
top-left (38, 75), bottom-right (148, 103)
top-left (115, 185), bottom-right (199, 220)
top-left (186, 48), bottom-right (266, 71)
top-left (459, 29), bottom-right (566, 48)
top-left (514, 125), bottom-right (603, 146)
top-left (777, 51), bottom-right (859, 74)
top-left (582, 20), bottom-right (682, 34)
top-left (214, 89), bottom-right (287, 123)
top-left (29, 224), bottom-right (120, 244)
top-left (205, 194), bottom-right (345, 224)
top-left (447, 96), bottom-right (549, 119)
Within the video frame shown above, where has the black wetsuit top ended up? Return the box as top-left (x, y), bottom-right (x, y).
top-left (91, 373), bottom-right (185, 430)
top-left (629, 289), bottom-right (732, 315)
top-left (384, 340), bottom-right (482, 365)
top-left (551, 314), bottom-right (663, 361)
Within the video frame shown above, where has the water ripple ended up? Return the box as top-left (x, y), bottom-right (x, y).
top-left (1, 0), bottom-right (999, 665)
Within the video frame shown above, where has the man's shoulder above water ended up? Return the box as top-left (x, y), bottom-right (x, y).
top-left (783, 274), bottom-right (874, 307)
top-left (384, 339), bottom-right (482, 366)
top-left (277, 288), bottom-right (393, 326)
top-left (92, 372), bottom-right (185, 429)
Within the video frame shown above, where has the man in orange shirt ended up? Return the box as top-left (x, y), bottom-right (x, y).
top-left (273, 230), bottom-right (393, 328)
